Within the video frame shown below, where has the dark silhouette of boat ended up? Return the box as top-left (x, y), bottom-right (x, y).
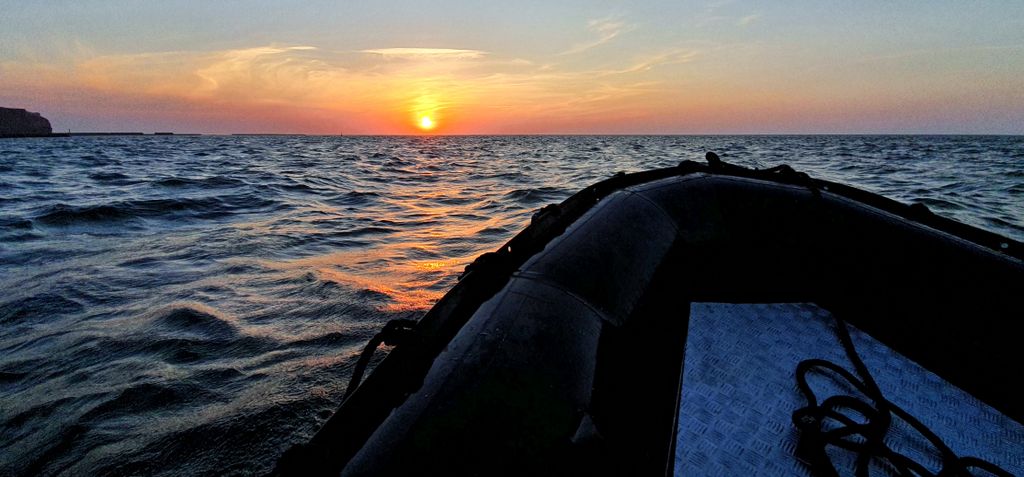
top-left (276, 153), bottom-right (1022, 476)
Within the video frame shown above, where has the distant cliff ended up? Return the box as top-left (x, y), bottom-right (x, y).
top-left (0, 107), bottom-right (53, 136)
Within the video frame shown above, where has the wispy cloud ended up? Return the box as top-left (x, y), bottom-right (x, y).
top-left (359, 48), bottom-right (487, 60)
top-left (694, 1), bottom-right (760, 29)
top-left (737, 14), bottom-right (761, 27)
top-left (706, 0), bottom-right (736, 9)
top-left (561, 16), bottom-right (635, 55)
top-left (605, 49), bottom-right (699, 75)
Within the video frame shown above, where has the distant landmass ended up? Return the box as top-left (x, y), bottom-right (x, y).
top-left (0, 109), bottom-right (205, 137)
top-left (0, 107), bottom-right (53, 137)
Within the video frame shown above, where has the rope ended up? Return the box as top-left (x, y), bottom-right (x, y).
top-left (343, 319), bottom-right (418, 401)
top-left (792, 318), bottom-right (1012, 477)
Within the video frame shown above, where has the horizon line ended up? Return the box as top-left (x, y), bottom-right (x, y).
top-left (48, 132), bottom-right (1024, 137)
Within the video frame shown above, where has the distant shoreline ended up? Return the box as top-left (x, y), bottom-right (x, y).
top-left (0, 132), bottom-right (202, 138)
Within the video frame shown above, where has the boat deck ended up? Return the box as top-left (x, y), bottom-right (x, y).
top-left (675, 302), bottom-right (1023, 476)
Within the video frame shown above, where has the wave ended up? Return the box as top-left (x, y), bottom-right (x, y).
top-left (148, 304), bottom-right (239, 339)
top-left (79, 382), bottom-right (215, 422)
top-left (912, 197), bottom-right (965, 211)
top-left (328, 225), bottom-right (397, 238)
top-left (33, 194), bottom-right (279, 225)
top-left (34, 203), bottom-right (135, 224)
top-left (273, 182), bottom-right (317, 193)
top-left (503, 186), bottom-right (563, 205)
top-left (474, 225), bottom-right (510, 237)
top-left (152, 176), bottom-right (245, 188)
top-left (326, 190), bottom-right (381, 206)
top-left (0, 215), bottom-right (33, 230)
top-left (0, 293), bottom-right (84, 324)
top-left (87, 171), bottom-right (131, 182)
top-left (0, 370), bottom-right (29, 383)
top-left (289, 331), bottom-right (359, 348)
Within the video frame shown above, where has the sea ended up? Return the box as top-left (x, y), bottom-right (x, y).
top-left (1, 135), bottom-right (1022, 475)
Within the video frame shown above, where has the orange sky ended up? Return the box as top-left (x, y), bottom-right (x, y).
top-left (2, 2), bottom-right (1023, 134)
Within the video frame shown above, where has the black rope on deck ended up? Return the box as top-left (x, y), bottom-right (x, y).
top-left (792, 318), bottom-right (1011, 477)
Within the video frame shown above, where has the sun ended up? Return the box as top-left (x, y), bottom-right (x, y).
top-left (418, 115), bottom-right (435, 131)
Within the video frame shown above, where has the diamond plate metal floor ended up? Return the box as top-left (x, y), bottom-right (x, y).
top-left (674, 303), bottom-right (1023, 476)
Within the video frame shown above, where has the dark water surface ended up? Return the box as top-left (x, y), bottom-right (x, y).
top-left (1, 135), bottom-right (1022, 475)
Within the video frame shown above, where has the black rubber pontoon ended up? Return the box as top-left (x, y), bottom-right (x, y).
top-left (276, 154), bottom-right (1023, 476)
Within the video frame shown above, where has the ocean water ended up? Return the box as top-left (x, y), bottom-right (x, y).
top-left (1, 135), bottom-right (1021, 475)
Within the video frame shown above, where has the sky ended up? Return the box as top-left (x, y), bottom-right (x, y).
top-left (1, 1), bottom-right (1022, 134)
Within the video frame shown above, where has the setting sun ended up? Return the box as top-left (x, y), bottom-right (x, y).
top-left (418, 115), bottom-right (435, 130)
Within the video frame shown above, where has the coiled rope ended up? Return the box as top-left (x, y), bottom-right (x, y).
top-left (792, 318), bottom-right (1011, 477)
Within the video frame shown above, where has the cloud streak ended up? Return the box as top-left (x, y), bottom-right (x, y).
top-left (737, 14), bottom-right (760, 27)
top-left (561, 16), bottom-right (634, 55)
top-left (604, 49), bottom-right (699, 75)
top-left (359, 48), bottom-right (487, 60)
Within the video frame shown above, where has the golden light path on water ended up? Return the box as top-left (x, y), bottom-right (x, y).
top-left (279, 249), bottom-right (459, 312)
top-left (235, 161), bottom-right (514, 312)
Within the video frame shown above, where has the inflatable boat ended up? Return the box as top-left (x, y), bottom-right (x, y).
top-left (276, 153), bottom-right (1023, 476)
